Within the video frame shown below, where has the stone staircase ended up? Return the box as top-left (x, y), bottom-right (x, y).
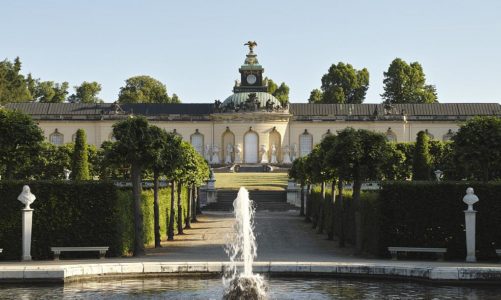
top-left (204, 190), bottom-right (297, 212)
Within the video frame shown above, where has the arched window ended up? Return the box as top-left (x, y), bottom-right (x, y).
top-left (321, 129), bottom-right (332, 140)
top-left (299, 129), bottom-right (313, 157)
top-left (425, 129), bottom-right (435, 140)
top-left (443, 129), bottom-right (454, 142)
top-left (190, 129), bottom-right (204, 156)
top-left (172, 129), bottom-right (182, 139)
top-left (49, 129), bottom-right (64, 146)
top-left (385, 127), bottom-right (397, 142)
top-left (109, 133), bottom-right (117, 142)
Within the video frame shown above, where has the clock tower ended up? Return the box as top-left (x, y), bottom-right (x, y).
top-left (233, 41), bottom-right (268, 93)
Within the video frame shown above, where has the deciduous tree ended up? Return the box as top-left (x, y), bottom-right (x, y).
top-left (317, 62), bottom-right (369, 104)
top-left (68, 81), bottom-right (103, 103)
top-left (0, 57), bottom-right (31, 104)
top-left (117, 75), bottom-right (180, 104)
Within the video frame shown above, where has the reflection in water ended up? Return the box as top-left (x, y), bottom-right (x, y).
top-left (0, 277), bottom-right (500, 300)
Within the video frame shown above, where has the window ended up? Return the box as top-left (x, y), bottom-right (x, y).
top-left (443, 129), bottom-right (454, 142)
top-left (299, 130), bottom-right (313, 157)
top-left (385, 127), bottom-right (397, 142)
top-left (425, 129), bottom-right (435, 140)
top-left (49, 129), bottom-right (64, 145)
top-left (190, 129), bottom-right (204, 155)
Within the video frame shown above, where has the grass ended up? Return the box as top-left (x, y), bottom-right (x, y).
top-left (214, 172), bottom-right (288, 190)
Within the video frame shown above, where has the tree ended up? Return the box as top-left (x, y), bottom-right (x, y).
top-left (317, 62), bottom-right (369, 104)
top-left (68, 81), bottom-right (103, 103)
top-left (265, 77), bottom-right (289, 105)
top-left (33, 80), bottom-right (69, 103)
top-left (111, 116), bottom-right (157, 256)
top-left (71, 129), bottom-right (90, 180)
top-left (382, 58), bottom-right (437, 104)
top-left (0, 108), bottom-right (44, 179)
top-left (117, 75), bottom-right (180, 104)
top-left (0, 57), bottom-right (31, 104)
top-left (452, 116), bottom-right (501, 181)
top-left (308, 88), bottom-right (323, 103)
top-left (412, 131), bottom-right (432, 180)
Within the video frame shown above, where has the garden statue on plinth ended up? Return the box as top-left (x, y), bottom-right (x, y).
top-left (282, 145), bottom-right (292, 164)
top-left (63, 168), bottom-right (71, 180)
top-left (225, 143), bottom-right (234, 164)
top-left (270, 144), bottom-right (278, 164)
top-left (463, 187), bottom-right (479, 263)
top-left (260, 145), bottom-right (268, 164)
top-left (18, 185), bottom-right (36, 261)
top-left (211, 145), bottom-right (220, 164)
top-left (235, 144), bottom-right (242, 163)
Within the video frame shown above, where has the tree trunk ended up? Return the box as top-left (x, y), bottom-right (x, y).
top-left (317, 181), bottom-right (326, 234)
top-left (353, 179), bottom-right (363, 253)
top-left (185, 183), bottom-right (192, 229)
top-left (177, 181), bottom-right (184, 234)
top-left (167, 180), bottom-right (176, 241)
top-left (327, 179), bottom-right (336, 240)
top-left (338, 178), bottom-right (345, 248)
top-left (196, 186), bottom-right (202, 214)
top-left (131, 164), bottom-right (145, 256)
top-left (153, 169), bottom-right (161, 248)
top-left (191, 185), bottom-right (198, 222)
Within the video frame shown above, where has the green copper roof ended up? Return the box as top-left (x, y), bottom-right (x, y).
top-left (223, 92), bottom-right (281, 108)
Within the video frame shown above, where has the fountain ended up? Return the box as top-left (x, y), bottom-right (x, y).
top-left (223, 187), bottom-right (267, 300)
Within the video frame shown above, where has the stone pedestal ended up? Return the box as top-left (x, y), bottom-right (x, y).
top-left (286, 179), bottom-right (301, 207)
top-left (465, 210), bottom-right (477, 263)
top-left (22, 208), bottom-right (33, 261)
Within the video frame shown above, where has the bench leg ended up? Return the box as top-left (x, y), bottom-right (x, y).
top-left (99, 251), bottom-right (106, 259)
top-left (53, 252), bottom-right (60, 261)
top-left (390, 251), bottom-right (398, 260)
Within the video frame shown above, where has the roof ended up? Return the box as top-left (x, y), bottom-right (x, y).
top-left (4, 102), bottom-right (500, 121)
top-left (223, 92), bottom-right (281, 108)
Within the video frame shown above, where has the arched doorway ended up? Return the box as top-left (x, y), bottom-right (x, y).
top-left (244, 129), bottom-right (259, 163)
top-left (222, 127), bottom-right (235, 163)
top-left (268, 127), bottom-right (281, 163)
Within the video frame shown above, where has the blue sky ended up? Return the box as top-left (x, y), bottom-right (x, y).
top-left (2, 0), bottom-right (500, 103)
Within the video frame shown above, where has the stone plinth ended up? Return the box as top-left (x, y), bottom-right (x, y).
top-left (22, 208), bottom-right (33, 261)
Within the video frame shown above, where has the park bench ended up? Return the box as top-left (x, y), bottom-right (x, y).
top-left (388, 247), bottom-right (447, 261)
top-left (51, 246), bottom-right (109, 260)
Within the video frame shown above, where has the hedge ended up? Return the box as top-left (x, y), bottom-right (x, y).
top-left (0, 181), bottom-right (189, 260)
top-left (308, 182), bottom-right (501, 260)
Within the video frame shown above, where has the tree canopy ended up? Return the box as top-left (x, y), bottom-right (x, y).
top-left (266, 77), bottom-right (289, 105)
top-left (117, 75), bottom-right (181, 104)
top-left (68, 81), bottom-right (103, 103)
top-left (71, 129), bottom-right (90, 180)
top-left (381, 58), bottom-right (437, 104)
top-left (0, 57), bottom-right (31, 104)
top-left (311, 62), bottom-right (369, 104)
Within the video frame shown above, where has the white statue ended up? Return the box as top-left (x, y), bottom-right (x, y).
top-left (234, 144), bottom-right (242, 163)
top-left (211, 145), bottom-right (220, 164)
top-left (463, 187), bottom-right (479, 211)
top-left (282, 145), bottom-right (292, 164)
top-left (18, 185), bottom-right (36, 209)
top-left (260, 144), bottom-right (268, 163)
top-left (270, 144), bottom-right (278, 164)
top-left (290, 144), bottom-right (297, 161)
top-left (204, 144), bottom-right (211, 162)
top-left (63, 168), bottom-right (71, 180)
top-left (225, 143), bottom-right (233, 164)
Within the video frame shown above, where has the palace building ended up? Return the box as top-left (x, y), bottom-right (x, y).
top-left (5, 45), bottom-right (501, 165)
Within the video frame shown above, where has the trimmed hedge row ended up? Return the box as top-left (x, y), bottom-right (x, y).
top-left (309, 182), bottom-right (501, 260)
top-left (0, 181), bottom-right (188, 260)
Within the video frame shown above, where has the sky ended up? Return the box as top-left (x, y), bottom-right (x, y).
top-left (2, 0), bottom-right (500, 104)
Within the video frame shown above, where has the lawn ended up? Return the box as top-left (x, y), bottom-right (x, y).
top-left (214, 172), bottom-right (288, 190)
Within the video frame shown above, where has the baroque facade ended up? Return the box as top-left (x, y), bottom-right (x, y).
top-left (5, 46), bottom-right (501, 165)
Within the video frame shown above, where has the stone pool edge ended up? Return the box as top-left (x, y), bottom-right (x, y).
top-left (1, 261), bottom-right (501, 284)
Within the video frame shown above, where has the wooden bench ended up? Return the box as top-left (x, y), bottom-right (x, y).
top-left (388, 247), bottom-right (447, 261)
top-left (51, 246), bottom-right (109, 260)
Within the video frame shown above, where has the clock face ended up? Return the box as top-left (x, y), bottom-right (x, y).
top-left (246, 74), bottom-right (257, 85)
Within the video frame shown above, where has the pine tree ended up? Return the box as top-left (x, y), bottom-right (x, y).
top-left (71, 129), bottom-right (90, 180)
top-left (412, 131), bottom-right (432, 180)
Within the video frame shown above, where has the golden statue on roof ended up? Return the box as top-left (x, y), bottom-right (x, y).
top-left (244, 41), bottom-right (257, 52)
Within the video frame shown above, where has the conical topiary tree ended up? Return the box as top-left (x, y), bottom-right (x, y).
top-left (71, 129), bottom-right (90, 180)
top-left (412, 130), bottom-right (432, 180)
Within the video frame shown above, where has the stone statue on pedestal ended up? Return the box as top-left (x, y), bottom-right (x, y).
top-left (270, 144), bottom-right (278, 164)
top-left (18, 185), bottom-right (36, 209)
top-left (211, 145), bottom-right (220, 164)
top-left (260, 144), bottom-right (268, 164)
top-left (234, 144), bottom-right (242, 163)
top-left (225, 143), bottom-right (233, 164)
top-left (282, 145), bottom-right (292, 164)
